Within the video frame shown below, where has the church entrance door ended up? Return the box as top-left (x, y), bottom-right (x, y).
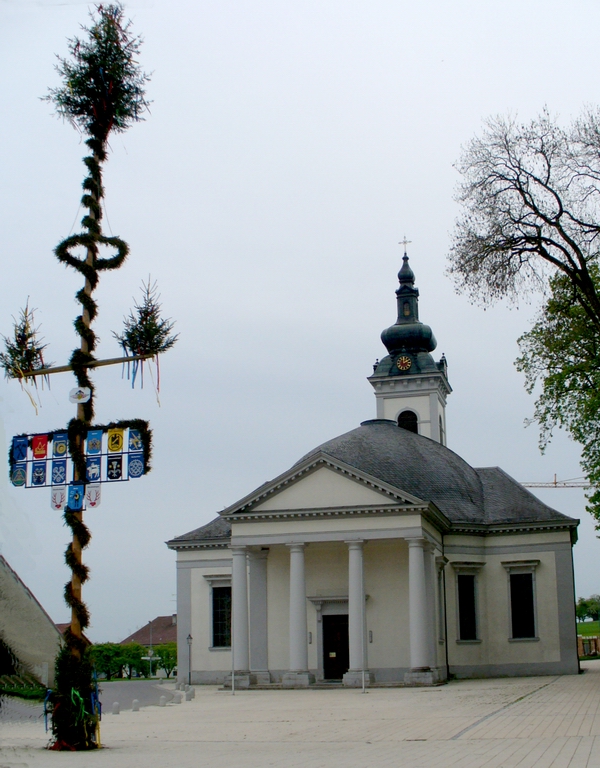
top-left (323, 614), bottom-right (349, 680)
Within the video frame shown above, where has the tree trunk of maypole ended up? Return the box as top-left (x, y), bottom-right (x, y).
top-left (69, 183), bottom-right (97, 658)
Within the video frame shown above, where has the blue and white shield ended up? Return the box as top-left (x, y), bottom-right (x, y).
top-left (31, 461), bottom-right (47, 486)
top-left (68, 484), bottom-right (84, 510)
top-left (51, 460), bottom-right (67, 486)
top-left (11, 462), bottom-right (26, 487)
top-left (128, 453), bottom-right (145, 479)
top-left (128, 429), bottom-right (142, 452)
top-left (53, 432), bottom-right (68, 458)
top-left (86, 429), bottom-right (103, 455)
top-left (107, 456), bottom-right (122, 481)
top-left (86, 456), bottom-right (101, 483)
top-left (12, 437), bottom-right (28, 462)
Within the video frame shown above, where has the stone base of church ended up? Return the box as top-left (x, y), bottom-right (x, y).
top-left (224, 673), bottom-right (251, 689)
top-left (404, 667), bottom-right (445, 686)
top-left (250, 670), bottom-right (272, 685)
top-left (342, 669), bottom-right (374, 687)
top-left (282, 671), bottom-right (315, 688)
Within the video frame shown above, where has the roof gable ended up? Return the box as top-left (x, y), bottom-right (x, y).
top-left (224, 452), bottom-right (425, 516)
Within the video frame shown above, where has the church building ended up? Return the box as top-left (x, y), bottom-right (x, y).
top-left (167, 255), bottom-right (579, 686)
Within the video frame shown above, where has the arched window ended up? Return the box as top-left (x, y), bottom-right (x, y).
top-left (398, 410), bottom-right (418, 434)
top-left (403, 301), bottom-right (411, 317)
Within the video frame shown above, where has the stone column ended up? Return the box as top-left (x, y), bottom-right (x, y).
top-left (248, 548), bottom-right (270, 684)
top-left (283, 543), bottom-right (314, 687)
top-left (343, 540), bottom-right (371, 686)
top-left (405, 537), bottom-right (435, 685)
top-left (423, 542), bottom-right (437, 670)
top-left (231, 546), bottom-right (249, 677)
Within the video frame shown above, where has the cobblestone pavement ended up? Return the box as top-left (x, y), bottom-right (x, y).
top-left (3, 662), bottom-right (600, 767)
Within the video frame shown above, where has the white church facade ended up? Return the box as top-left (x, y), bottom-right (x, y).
top-left (167, 255), bottom-right (579, 686)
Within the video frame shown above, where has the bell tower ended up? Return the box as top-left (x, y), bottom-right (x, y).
top-left (368, 250), bottom-right (451, 444)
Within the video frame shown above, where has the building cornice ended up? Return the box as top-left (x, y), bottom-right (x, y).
top-left (448, 519), bottom-right (579, 538)
top-left (227, 500), bottom-right (450, 532)
top-left (368, 369), bottom-right (452, 398)
top-left (166, 538), bottom-right (230, 552)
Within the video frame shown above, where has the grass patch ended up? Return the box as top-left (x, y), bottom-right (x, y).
top-left (577, 621), bottom-right (600, 636)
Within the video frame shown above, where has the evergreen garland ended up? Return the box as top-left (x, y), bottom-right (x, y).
top-left (42, 4), bottom-right (151, 750)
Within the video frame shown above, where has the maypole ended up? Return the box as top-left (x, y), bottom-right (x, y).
top-left (2, 5), bottom-right (175, 750)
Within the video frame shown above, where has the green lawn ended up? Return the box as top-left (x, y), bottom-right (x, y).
top-left (578, 621), bottom-right (600, 636)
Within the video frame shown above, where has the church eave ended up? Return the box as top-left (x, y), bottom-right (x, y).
top-left (448, 519), bottom-right (579, 539)
top-left (166, 538), bottom-right (230, 551)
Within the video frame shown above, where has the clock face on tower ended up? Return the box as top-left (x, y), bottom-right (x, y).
top-left (396, 355), bottom-right (412, 372)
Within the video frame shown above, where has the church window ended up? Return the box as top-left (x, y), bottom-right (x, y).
top-left (398, 410), bottom-right (418, 434)
top-left (403, 301), bottom-right (411, 317)
top-left (510, 573), bottom-right (536, 639)
top-left (212, 586), bottom-right (231, 647)
top-left (457, 574), bottom-right (477, 640)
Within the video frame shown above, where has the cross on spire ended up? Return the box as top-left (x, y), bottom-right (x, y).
top-left (399, 236), bottom-right (412, 255)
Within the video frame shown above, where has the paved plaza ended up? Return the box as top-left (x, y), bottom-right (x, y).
top-left (4, 662), bottom-right (600, 767)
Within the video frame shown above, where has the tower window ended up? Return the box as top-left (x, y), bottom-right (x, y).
top-left (398, 410), bottom-right (418, 433)
top-left (439, 416), bottom-right (445, 446)
top-left (403, 301), bottom-right (411, 317)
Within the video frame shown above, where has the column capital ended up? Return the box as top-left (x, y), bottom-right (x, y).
top-left (287, 542), bottom-right (306, 552)
top-left (344, 539), bottom-right (365, 550)
top-left (423, 541), bottom-right (436, 554)
top-left (231, 545), bottom-right (248, 555)
top-left (405, 537), bottom-right (426, 549)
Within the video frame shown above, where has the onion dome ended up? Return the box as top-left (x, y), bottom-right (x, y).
top-left (380, 254), bottom-right (437, 355)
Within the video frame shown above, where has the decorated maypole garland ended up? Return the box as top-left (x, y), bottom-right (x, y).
top-left (2, 5), bottom-right (176, 750)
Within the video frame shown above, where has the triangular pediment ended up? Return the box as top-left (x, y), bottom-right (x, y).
top-left (222, 452), bottom-right (425, 516)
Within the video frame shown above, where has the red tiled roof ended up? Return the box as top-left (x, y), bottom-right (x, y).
top-left (120, 615), bottom-right (177, 646)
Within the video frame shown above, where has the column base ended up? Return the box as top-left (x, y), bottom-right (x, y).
top-left (249, 671), bottom-right (272, 685)
top-left (282, 671), bottom-right (315, 688)
top-left (404, 667), bottom-right (445, 686)
top-left (342, 669), bottom-right (373, 687)
top-left (224, 673), bottom-right (251, 689)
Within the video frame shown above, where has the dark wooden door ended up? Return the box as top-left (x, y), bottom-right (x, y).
top-left (323, 614), bottom-right (349, 680)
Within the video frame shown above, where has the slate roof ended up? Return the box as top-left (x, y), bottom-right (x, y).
top-left (298, 420), bottom-right (575, 527)
top-left (170, 419), bottom-right (576, 543)
top-left (168, 515), bottom-right (231, 546)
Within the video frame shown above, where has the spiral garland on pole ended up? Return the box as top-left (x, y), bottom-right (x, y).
top-left (40, 5), bottom-right (151, 750)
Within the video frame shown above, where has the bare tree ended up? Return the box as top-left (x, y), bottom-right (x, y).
top-left (448, 108), bottom-right (600, 330)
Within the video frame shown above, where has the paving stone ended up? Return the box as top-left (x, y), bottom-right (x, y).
top-left (3, 662), bottom-right (600, 767)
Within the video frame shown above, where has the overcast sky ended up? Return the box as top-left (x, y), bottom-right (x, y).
top-left (0, 0), bottom-right (598, 642)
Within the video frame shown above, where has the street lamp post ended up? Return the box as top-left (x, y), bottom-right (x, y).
top-left (187, 634), bottom-right (193, 686)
